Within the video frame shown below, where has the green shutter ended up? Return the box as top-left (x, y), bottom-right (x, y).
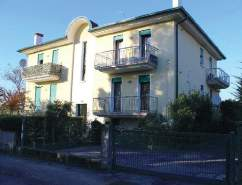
top-left (112, 77), bottom-right (122, 83)
top-left (50, 84), bottom-right (57, 103)
top-left (52, 50), bottom-right (58, 64)
top-left (139, 29), bottom-right (151, 36)
top-left (113, 35), bottom-right (123, 41)
top-left (139, 75), bottom-right (150, 83)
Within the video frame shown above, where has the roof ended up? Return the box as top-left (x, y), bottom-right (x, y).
top-left (18, 7), bottom-right (225, 59)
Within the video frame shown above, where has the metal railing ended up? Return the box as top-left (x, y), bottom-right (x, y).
top-left (93, 96), bottom-right (158, 115)
top-left (23, 63), bottom-right (62, 80)
top-left (94, 44), bottom-right (159, 69)
top-left (206, 68), bottom-right (230, 87)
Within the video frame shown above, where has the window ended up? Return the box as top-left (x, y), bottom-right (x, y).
top-left (37, 53), bottom-right (44, 65)
top-left (50, 83), bottom-right (57, 103)
top-left (76, 104), bottom-right (87, 121)
top-left (52, 50), bottom-right (59, 64)
top-left (81, 42), bottom-right (87, 81)
top-left (200, 85), bottom-right (204, 95)
top-left (200, 48), bottom-right (204, 66)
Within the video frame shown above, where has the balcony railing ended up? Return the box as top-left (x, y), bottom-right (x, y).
top-left (206, 68), bottom-right (230, 89)
top-left (23, 63), bottom-right (62, 83)
top-left (94, 44), bottom-right (159, 74)
top-left (93, 96), bottom-right (158, 117)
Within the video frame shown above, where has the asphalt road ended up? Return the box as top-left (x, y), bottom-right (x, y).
top-left (0, 154), bottom-right (208, 185)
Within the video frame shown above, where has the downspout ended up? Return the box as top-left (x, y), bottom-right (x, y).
top-left (175, 16), bottom-right (188, 98)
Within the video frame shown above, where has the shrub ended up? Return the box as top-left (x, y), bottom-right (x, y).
top-left (219, 100), bottom-right (242, 133)
top-left (169, 92), bottom-right (213, 132)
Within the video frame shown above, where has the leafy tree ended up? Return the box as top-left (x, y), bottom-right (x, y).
top-left (169, 92), bottom-right (213, 132)
top-left (234, 76), bottom-right (242, 102)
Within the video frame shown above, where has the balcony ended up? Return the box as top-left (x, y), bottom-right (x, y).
top-left (206, 68), bottom-right (230, 89)
top-left (94, 44), bottom-right (159, 74)
top-left (23, 63), bottom-right (62, 83)
top-left (93, 96), bottom-right (158, 118)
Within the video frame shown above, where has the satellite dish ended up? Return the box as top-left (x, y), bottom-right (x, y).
top-left (19, 59), bottom-right (27, 68)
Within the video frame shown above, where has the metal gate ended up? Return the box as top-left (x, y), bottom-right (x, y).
top-left (113, 129), bottom-right (236, 184)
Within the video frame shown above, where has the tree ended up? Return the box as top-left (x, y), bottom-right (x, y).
top-left (0, 60), bottom-right (26, 114)
top-left (169, 92), bottom-right (213, 132)
top-left (234, 76), bottom-right (242, 102)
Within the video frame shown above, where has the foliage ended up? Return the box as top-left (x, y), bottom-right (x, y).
top-left (169, 92), bottom-right (213, 132)
top-left (234, 76), bottom-right (242, 102)
top-left (218, 100), bottom-right (242, 133)
top-left (46, 100), bottom-right (72, 118)
top-left (138, 113), bottom-right (170, 130)
top-left (89, 120), bottom-right (102, 144)
top-left (0, 62), bottom-right (26, 114)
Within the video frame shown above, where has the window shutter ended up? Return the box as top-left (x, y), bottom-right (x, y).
top-left (112, 77), bottom-right (122, 83)
top-left (50, 84), bottom-right (57, 103)
top-left (139, 75), bottom-right (150, 83)
top-left (113, 35), bottom-right (123, 41)
top-left (52, 50), bottom-right (58, 64)
top-left (139, 29), bottom-right (151, 36)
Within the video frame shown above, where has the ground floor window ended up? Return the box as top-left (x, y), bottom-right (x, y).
top-left (76, 104), bottom-right (87, 121)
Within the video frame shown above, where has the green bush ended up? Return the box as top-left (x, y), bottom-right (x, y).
top-left (169, 92), bottom-right (213, 132)
top-left (0, 115), bottom-right (22, 131)
top-left (219, 100), bottom-right (242, 133)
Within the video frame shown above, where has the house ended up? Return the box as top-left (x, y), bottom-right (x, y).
top-left (18, 5), bottom-right (230, 124)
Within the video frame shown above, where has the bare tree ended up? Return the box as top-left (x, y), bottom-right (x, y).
top-left (0, 60), bottom-right (26, 114)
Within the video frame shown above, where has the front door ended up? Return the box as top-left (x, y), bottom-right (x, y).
top-left (140, 82), bottom-right (150, 112)
top-left (113, 82), bottom-right (121, 112)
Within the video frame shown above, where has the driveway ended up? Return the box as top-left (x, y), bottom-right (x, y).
top-left (0, 154), bottom-right (213, 185)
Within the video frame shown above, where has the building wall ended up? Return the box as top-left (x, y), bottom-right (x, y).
top-left (92, 21), bottom-right (176, 116)
top-left (25, 44), bottom-right (74, 108)
top-left (177, 25), bottom-right (217, 96)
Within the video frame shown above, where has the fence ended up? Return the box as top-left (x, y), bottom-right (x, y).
top-left (112, 129), bottom-right (237, 184)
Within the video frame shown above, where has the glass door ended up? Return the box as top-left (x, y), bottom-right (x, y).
top-left (113, 82), bottom-right (121, 112)
top-left (140, 35), bottom-right (151, 58)
top-left (114, 40), bottom-right (123, 65)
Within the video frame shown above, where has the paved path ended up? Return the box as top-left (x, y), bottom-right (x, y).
top-left (0, 154), bottom-right (211, 185)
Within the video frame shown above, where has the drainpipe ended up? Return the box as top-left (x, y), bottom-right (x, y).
top-left (175, 16), bottom-right (188, 99)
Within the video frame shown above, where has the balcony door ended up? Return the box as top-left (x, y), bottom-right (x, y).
top-left (140, 30), bottom-right (151, 58)
top-left (114, 36), bottom-right (123, 65)
top-left (112, 78), bottom-right (122, 112)
top-left (139, 75), bottom-right (150, 112)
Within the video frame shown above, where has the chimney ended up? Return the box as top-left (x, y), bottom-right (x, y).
top-left (34, 33), bottom-right (44, 45)
top-left (172, 0), bottom-right (182, 8)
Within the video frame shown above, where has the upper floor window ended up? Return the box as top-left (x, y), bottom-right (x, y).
top-left (52, 50), bottom-right (59, 64)
top-left (37, 53), bottom-right (44, 65)
top-left (200, 48), bottom-right (204, 67)
top-left (140, 29), bottom-right (151, 58)
top-left (81, 41), bottom-right (87, 81)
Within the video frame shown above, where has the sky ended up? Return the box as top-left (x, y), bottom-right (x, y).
top-left (0, 0), bottom-right (241, 99)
